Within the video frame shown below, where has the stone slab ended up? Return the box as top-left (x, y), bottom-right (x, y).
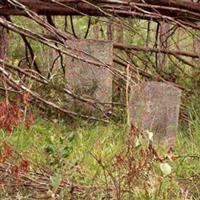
top-left (65, 39), bottom-right (113, 113)
top-left (129, 81), bottom-right (181, 146)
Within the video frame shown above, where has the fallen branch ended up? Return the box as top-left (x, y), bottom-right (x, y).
top-left (1, 0), bottom-right (200, 23)
top-left (114, 43), bottom-right (200, 60)
top-left (0, 66), bottom-right (109, 123)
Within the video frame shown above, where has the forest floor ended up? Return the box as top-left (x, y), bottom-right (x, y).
top-left (0, 116), bottom-right (200, 199)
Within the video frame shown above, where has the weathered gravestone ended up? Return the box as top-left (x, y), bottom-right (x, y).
top-left (65, 39), bottom-right (113, 113)
top-left (129, 81), bottom-right (181, 146)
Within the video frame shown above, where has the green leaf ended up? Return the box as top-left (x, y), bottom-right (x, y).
top-left (44, 145), bottom-right (54, 154)
top-left (50, 173), bottom-right (62, 191)
top-left (160, 163), bottom-right (172, 176)
top-left (135, 138), bottom-right (141, 148)
top-left (145, 130), bottom-right (154, 142)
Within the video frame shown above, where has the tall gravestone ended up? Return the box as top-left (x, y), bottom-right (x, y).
top-left (129, 82), bottom-right (181, 146)
top-left (65, 39), bottom-right (113, 113)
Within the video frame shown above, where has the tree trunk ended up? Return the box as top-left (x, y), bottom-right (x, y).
top-left (0, 16), bottom-right (8, 61)
top-left (107, 18), bottom-right (113, 41)
top-left (158, 22), bottom-right (170, 70)
top-left (0, 16), bottom-right (9, 97)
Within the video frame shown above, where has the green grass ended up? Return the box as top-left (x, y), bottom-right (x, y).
top-left (0, 118), bottom-right (126, 166)
top-left (0, 116), bottom-right (200, 199)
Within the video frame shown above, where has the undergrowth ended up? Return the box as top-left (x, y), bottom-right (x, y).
top-left (0, 113), bottom-right (199, 199)
top-left (0, 95), bottom-right (199, 199)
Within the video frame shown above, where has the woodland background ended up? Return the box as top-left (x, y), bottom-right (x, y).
top-left (0, 0), bottom-right (200, 199)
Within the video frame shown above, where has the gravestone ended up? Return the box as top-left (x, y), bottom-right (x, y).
top-left (65, 39), bottom-right (113, 113)
top-left (129, 81), bottom-right (181, 146)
